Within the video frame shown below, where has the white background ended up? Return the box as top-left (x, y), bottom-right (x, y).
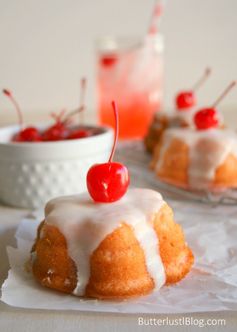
top-left (0, 0), bottom-right (236, 124)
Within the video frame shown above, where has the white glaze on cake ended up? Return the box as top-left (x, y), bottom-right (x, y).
top-left (175, 108), bottom-right (196, 127)
top-left (154, 109), bottom-right (195, 128)
top-left (43, 188), bottom-right (166, 296)
top-left (155, 128), bottom-right (237, 189)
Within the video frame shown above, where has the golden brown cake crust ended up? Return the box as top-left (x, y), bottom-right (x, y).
top-left (86, 223), bottom-right (155, 299)
top-left (31, 204), bottom-right (194, 299)
top-left (144, 113), bottom-right (170, 153)
top-left (32, 222), bottom-right (77, 294)
top-left (144, 113), bottom-right (188, 153)
top-left (152, 137), bottom-right (237, 189)
top-left (154, 204), bottom-right (194, 284)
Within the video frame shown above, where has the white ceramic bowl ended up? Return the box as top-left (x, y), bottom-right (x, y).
top-left (0, 125), bottom-right (114, 209)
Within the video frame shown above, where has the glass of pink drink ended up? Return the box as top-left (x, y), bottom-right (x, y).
top-left (97, 35), bottom-right (164, 139)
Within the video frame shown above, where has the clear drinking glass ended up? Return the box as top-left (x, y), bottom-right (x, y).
top-left (97, 34), bottom-right (164, 139)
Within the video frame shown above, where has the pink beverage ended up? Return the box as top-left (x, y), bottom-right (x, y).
top-left (97, 35), bottom-right (164, 139)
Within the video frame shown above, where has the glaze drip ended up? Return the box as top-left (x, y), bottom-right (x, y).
top-left (156, 128), bottom-right (237, 188)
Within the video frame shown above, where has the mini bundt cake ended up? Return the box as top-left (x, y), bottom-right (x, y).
top-left (144, 68), bottom-right (215, 153)
top-left (151, 128), bottom-right (237, 190)
top-left (31, 188), bottom-right (194, 299)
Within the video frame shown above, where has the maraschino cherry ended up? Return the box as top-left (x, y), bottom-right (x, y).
top-left (42, 110), bottom-right (69, 141)
top-left (67, 128), bottom-right (91, 139)
top-left (101, 55), bottom-right (117, 67)
top-left (87, 101), bottom-right (129, 203)
top-left (176, 68), bottom-right (211, 110)
top-left (2, 89), bottom-right (41, 142)
top-left (194, 81), bottom-right (236, 130)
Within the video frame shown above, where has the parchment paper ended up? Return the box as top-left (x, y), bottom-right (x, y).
top-left (1, 208), bottom-right (237, 314)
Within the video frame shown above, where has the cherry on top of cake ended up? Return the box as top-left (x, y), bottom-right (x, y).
top-left (87, 101), bottom-right (130, 203)
top-left (2, 78), bottom-right (97, 143)
top-left (194, 81), bottom-right (236, 130)
top-left (175, 67), bottom-right (211, 111)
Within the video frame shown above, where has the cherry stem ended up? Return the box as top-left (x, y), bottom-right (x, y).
top-left (57, 77), bottom-right (86, 125)
top-left (192, 67), bottom-right (211, 92)
top-left (108, 101), bottom-right (119, 163)
top-left (2, 89), bottom-right (23, 128)
top-left (79, 77), bottom-right (86, 124)
top-left (62, 106), bottom-right (84, 125)
top-left (212, 81), bottom-right (237, 108)
top-left (51, 109), bottom-right (67, 125)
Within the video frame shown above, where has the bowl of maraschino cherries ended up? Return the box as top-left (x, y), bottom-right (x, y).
top-left (2, 79), bottom-right (100, 142)
top-left (0, 82), bottom-right (114, 209)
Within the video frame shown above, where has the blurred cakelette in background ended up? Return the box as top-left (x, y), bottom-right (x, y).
top-left (144, 68), bottom-right (216, 153)
top-left (150, 82), bottom-right (237, 192)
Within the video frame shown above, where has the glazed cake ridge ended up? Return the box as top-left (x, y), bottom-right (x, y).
top-left (43, 188), bottom-right (166, 296)
top-left (155, 128), bottom-right (237, 188)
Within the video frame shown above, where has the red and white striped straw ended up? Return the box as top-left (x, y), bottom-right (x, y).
top-left (148, 0), bottom-right (166, 35)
